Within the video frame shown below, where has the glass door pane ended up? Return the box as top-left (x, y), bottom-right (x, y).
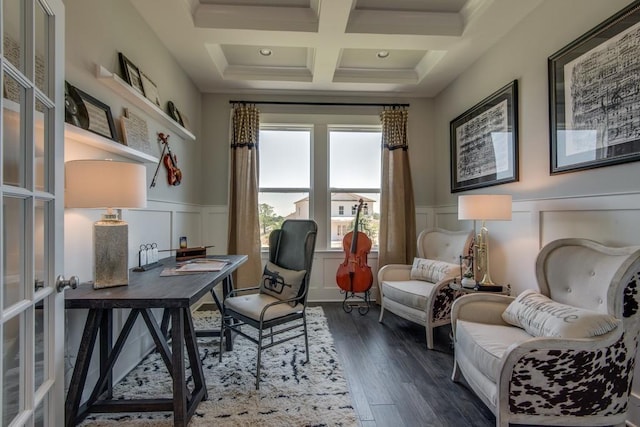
top-left (2, 313), bottom-right (23, 425)
top-left (3, 196), bottom-right (26, 309)
top-left (35, 1), bottom-right (51, 96)
top-left (2, 0), bottom-right (25, 73)
top-left (2, 72), bottom-right (26, 187)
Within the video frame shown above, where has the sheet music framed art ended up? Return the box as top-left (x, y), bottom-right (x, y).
top-left (549, 1), bottom-right (640, 174)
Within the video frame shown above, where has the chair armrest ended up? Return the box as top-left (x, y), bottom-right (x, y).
top-left (451, 293), bottom-right (514, 334)
top-left (498, 326), bottom-right (627, 417)
top-left (377, 264), bottom-right (411, 283)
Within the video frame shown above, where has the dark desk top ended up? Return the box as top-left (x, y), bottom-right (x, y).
top-left (65, 255), bottom-right (247, 309)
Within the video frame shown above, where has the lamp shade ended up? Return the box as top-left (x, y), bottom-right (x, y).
top-left (458, 195), bottom-right (512, 221)
top-left (65, 160), bottom-right (147, 209)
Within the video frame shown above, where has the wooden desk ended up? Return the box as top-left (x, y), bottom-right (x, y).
top-left (64, 255), bottom-right (247, 427)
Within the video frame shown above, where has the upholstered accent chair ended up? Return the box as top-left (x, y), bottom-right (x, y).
top-left (219, 219), bottom-right (317, 389)
top-left (378, 228), bottom-right (473, 349)
top-left (451, 238), bottom-right (640, 427)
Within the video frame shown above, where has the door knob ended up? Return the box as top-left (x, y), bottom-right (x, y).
top-left (56, 275), bottom-right (79, 293)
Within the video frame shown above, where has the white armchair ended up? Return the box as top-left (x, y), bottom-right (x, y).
top-left (378, 228), bottom-right (473, 349)
top-left (451, 238), bottom-right (640, 427)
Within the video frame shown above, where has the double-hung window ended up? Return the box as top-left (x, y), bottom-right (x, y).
top-left (258, 127), bottom-right (311, 247)
top-left (258, 118), bottom-right (381, 251)
top-left (329, 128), bottom-right (381, 249)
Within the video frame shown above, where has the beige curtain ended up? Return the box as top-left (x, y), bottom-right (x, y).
top-left (227, 104), bottom-right (263, 288)
top-left (378, 107), bottom-right (416, 274)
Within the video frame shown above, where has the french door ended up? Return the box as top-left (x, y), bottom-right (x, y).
top-left (1, 0), bottom-right (65, 426)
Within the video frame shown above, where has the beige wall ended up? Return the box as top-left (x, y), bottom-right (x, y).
top-left (433, 0), bottom-right (637, 204)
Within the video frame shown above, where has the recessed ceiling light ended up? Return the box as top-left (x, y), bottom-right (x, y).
top-left (259, 48), bottom-right (272, 56)
top-left (377, 50), bottom-right (390, 59)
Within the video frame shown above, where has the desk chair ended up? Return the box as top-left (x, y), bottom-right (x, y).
top-left (219, 219), bottom-right (317, 389)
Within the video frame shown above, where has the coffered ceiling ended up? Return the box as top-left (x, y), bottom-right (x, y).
top-left (129, 0), bottom-right (542, 97)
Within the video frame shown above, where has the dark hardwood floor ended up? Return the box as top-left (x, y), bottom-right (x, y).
top-left (317, 302), bottom-right (496, 427)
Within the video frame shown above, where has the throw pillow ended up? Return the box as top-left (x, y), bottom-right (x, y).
top-left (502, 289), bottom-right (619, 338)
top-left (260, 261), bottom-right (306, 305)
top-left (410, 258), bottom-right (459, 283)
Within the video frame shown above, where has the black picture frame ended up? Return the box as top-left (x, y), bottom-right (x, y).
top-left (118, 52), bottom-right (145, 96)
top-left (549, 1), bottom-right (640, 174)
top-left (74, 87), bottom-right (118, 141)
top-left (450, 80), bottom-right (519, 193)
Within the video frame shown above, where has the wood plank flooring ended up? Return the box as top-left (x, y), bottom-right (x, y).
top-left (317, 302), bottom-right (496, 427)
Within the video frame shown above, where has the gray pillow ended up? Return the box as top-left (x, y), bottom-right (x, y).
top-left (260, 261), bottom-right (306, 304)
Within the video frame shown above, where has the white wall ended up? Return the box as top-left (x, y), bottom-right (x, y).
top-left (431, 1), bottom-right (640, 423)
top-left (63, 0), bottom-right (206, 395)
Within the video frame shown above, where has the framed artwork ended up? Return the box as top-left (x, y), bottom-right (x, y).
top-left (121, 108), bottom-right (155, 155)
top-left (74, 87), bottom-right (118, 141)
top-left (450, 80), bottom-right (519, 193)
top-left (140, 71), bottom-right (161, 107)
top-left (549, 1), bottom-right (640, 174)
top-left (118, 52), bottom-right (145, 96)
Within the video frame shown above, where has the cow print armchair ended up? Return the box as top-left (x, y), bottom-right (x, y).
top-left (451, 238), bottom-right (640, 427)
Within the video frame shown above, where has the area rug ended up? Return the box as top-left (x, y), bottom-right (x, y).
top-left (81, 306), bottom-right (358, 427)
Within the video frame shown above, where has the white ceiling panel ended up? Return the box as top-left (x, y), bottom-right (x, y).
top-left (129, 0), bottom-right (544, 96)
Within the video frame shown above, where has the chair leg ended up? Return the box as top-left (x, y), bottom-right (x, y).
top-left (426, 326), bottom-right (434, 350)
top-left (303, 312), bottom-right (310, 363)
top-left (256, 327), bottom-right (263, 390)
top-left (218, 313), bottom-right (225, 362)
top-left (378, 300), bottom-right (385, 323)
top-left (451, 359), bottom-right (461, 382)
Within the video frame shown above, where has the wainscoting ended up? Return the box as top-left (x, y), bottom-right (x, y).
top-left (64, 191), bottom-right (640, 422)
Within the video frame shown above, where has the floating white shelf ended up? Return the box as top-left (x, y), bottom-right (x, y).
top-left (65, 123), bottom-right (159, 163)
top-left (95, 64), bottom-right (196, 141)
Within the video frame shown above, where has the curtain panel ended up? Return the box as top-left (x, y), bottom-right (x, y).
top-left (378, 108), bottom-right (417, 277)
top-left (228, 104), bottom-right (263, 288)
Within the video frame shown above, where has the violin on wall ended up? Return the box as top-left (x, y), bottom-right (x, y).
top-left (336, 199), bottom-right (373, 293)
top-left (151, 132), bottom-right (182, 187)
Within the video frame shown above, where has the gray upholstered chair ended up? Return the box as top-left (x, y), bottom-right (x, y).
top-left (451, 238), bottom-right (640, 427)
top-left (378, 228), bottom-right (473, 349)
top-left (219, 219), bottom-right (317, 389)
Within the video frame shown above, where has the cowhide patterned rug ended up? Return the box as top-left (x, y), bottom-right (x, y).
top-left (81, 306), bottom-right (358, 427)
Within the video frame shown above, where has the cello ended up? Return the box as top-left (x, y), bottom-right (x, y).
top-left (336, 199), bottom-right (373, 314)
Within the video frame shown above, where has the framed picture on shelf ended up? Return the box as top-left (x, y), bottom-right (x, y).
top-left (121, 108), bottom-right (155, 155)
top-left (549, 1), bottom-right (640, 174)
top-left (450, 80), bottom-right (519, 193)
top-left (140, 71), bottom-right (161, 107)
top-left (118, 52), bottom-right (145, 96)
top-left (74, 87), bottom-right (118, 141)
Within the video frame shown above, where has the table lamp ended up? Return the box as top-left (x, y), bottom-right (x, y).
top-left (457, 194), bottom-right (512, 286)
top-left (65, 160), bottom-right (147, 289)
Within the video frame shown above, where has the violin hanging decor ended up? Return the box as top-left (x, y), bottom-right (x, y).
top-left (151, 132), bottom-right (182, 187)
top-left (336, 198), bottom-right (373, 314)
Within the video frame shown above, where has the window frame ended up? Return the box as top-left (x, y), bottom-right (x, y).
top-left (258, 112), bottom-right (381, 251)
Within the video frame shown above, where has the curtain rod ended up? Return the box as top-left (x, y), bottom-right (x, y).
top-left (229, 100), bottom-right (409, 107)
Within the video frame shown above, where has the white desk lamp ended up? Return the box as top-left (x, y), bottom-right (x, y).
top-left (458, 194), bottom-right (512, 285)
top-left (65, 160), bottom-right (147, 289)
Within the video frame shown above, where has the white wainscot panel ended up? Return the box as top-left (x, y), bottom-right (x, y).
top-left (204, 206), bottom-right (228, 255)
top-left (127, 209), bottom-right (172, 265)
top-left (174, 210), bottom-right (203, 247)
top-left (489, 209), bottom-right (539, 295)
top-left (541, 209), bottom-right (640, 248)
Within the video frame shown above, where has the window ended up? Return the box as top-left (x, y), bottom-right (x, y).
top-left (258, 115), bottom-right (381, 250)
top-left (258, 128), bottom-right (310, 247)
top-left (329, 129), bottom-right (381, 249)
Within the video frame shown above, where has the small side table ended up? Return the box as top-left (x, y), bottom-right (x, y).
top-left (449, 280), bottom-right (511, 295)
